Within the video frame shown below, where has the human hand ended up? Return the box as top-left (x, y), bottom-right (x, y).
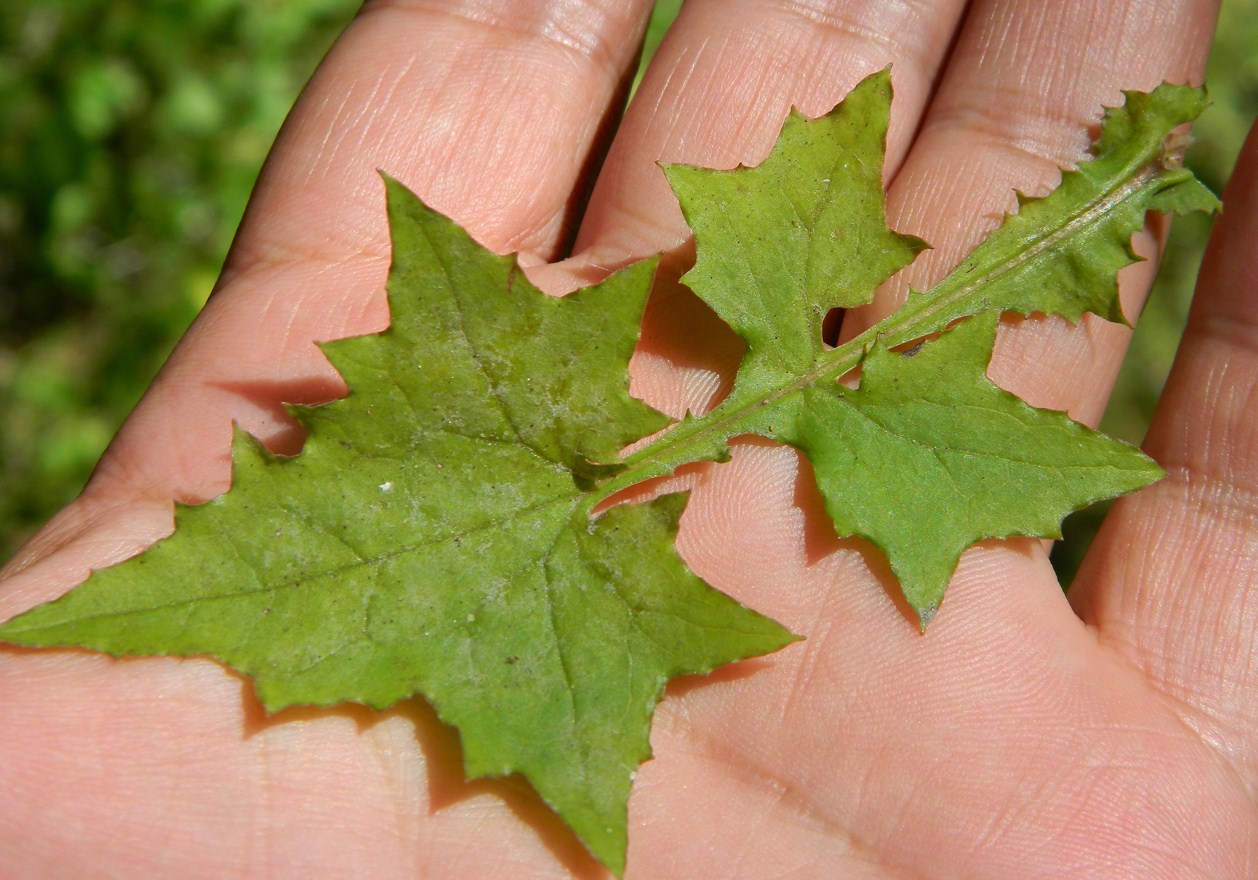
top-left (3, 1), bottom-right (1253, 878)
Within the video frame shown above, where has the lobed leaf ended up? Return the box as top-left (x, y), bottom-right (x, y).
top-left (881, 82), bottom-right (1220, 345)
top-left (0, 73), bottom-right (1220, 873)
top-left (784, 314), bottom-right (1163, 624)
top-left (664, 69), bottom-right (925, 389)
top-left (606, 78), bottom-right (1214, 622)
top-left (0, 178), bottom-right (795, 876)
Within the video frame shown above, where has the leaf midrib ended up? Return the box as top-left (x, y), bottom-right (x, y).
top-left (4, 493), bottom-right (581, 632)
top-left (594, 158), bottom-right (1168, 503)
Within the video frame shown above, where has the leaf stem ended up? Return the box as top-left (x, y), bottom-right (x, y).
top-left (590, 328), bottom-right (874, 503)
top-left (591, 156), bottom-right (1180, 506)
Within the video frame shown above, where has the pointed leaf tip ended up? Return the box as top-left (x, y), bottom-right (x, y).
top-left (918, 604), bottom-right (938, 632)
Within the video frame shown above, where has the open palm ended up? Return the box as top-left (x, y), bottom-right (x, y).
top-left (3, 1), bottom-right (1254, 877)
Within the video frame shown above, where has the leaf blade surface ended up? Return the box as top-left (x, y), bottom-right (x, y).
top-left (0, 179), bottom-right (795, 876)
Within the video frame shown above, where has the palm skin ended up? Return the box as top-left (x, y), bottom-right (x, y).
top-left (2, 1), bottom-right (1255, 878)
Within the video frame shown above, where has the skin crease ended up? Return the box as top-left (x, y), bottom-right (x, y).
top-left (1, 0), bottom-right (1256, 877)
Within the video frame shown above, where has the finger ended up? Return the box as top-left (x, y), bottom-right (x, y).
top-left (2, 0), bottom-right (656, 599)
top-left (539, 0), bottom-right (970, 419)
top-left (576, 0), bottom-right (970, 261)
top-left (844, 0), bottom-right (1217, 427)
top-left (1070, 122), bottom-right (1258, 789)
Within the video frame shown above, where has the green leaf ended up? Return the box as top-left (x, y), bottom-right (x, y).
top-left (0, 177), bottom-right (795, 876)
top-left (602, 78), bottom-right (1213, 624)
top-left (0, 73), bottom-right (1219, 872)
top-left (879, 82), bottom-right (1220, 343)
top-left (784, 314), bottom-right (1163, 625)
top-left (664, 69), bottom-right (925, 388)
top-left (605, 70), bottom-right (926, 487)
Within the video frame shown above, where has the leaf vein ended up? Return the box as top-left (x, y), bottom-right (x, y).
top-left (420, 222), bottom-right (552, 464)
top-left (67, 494), bottom-right (578, 626)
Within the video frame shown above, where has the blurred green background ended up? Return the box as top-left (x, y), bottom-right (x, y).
top-left (0, 0), bottom-right (1255, 576)
top-left (0, 0), bottom-right (361, 559)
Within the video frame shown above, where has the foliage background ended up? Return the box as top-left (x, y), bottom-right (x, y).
top-left (0, 0), bottom-right (1255, 579)
top-left (0, 0), bottom-right (362, 558)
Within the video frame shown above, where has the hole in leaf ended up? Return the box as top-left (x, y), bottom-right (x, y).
top-left (822, 307), bottom-right (844, 348)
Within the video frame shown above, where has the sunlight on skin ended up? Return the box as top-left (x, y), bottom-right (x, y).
top-left (3, 1), bottom-right (1255, 878)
